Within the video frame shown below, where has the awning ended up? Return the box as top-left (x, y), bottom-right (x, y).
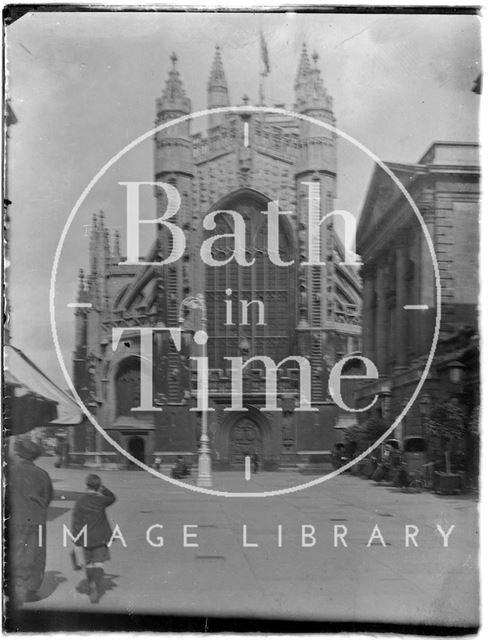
top-left (4, 385), bottom-right (58, 436)
top-left (4, 369), bottom-right (23, 388)
top-left (4, 345), bottom-right (83, 434)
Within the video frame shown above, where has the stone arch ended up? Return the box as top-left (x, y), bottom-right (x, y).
top-left (207, 187), bottom-right (297, 254)
top-left (127, 435), bottom-right (145, 463)
top-left (214, 405), bottom-right (273, 467)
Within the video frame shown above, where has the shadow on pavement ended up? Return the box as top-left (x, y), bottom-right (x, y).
top-left (37, 570), bottom-right (68, 600)
top-left (76, 573), bottom-right (119, 601)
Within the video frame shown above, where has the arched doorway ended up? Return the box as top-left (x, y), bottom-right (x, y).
top-left (229, 417), bottom-right (262, 466)
top-left (128, 436), bottom-right (145, 463)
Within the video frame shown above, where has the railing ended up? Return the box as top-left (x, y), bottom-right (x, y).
top-left (192, 122), bottom-right (301, 162)
top-left (190, 368), bottom-right (301, 394)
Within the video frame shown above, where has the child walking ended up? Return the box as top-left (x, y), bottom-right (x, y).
top-left (71, 474), bottom-right (116, 604)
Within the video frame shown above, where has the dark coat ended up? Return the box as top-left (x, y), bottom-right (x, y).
top-left (8, 459), bottom-right (53, 526)
top-left (174, 459), bottom-right (187, 475)
top-left (72, 488), bottom-right (116, 548)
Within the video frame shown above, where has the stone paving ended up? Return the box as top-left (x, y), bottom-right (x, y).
top-left (21, 457), bottom-right (479, 627)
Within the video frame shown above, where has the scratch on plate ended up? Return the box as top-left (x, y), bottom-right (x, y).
top-left (19, 42), bottom-right (32, 55)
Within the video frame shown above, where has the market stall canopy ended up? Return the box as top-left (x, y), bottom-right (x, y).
top-left (4, 345), bottom-right (83, 435)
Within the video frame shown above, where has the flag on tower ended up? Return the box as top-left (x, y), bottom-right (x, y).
top-left (260, 31), bottom-right (270, 76)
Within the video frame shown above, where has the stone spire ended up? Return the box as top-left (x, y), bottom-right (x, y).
top-left (295, 42), bottom-right (311, 90)
top-left (155, 52), bottom-right (193, 184)
top-left (89, 213), bottom-right (98, 275)
top-left (88, 211), bottom-right (111, 308)
top-left (207, 45), bottom-right (230, 130)
top-left (100, 211), bottom-right (111, 268)
top-left (113, 229), bottom-right (121, 262)
top-left (294, 45), bottom-right (331, 113)
top-left (164, 52), bottom-right (186, 100)
top-left (74, 267), bottom-right (89, 357)
top-left (77, 268), bottom-right (86, 302)
top-left (309, 51), bottom-right (328, 104)
top-left (208, 45), bottom-right (228, 92)
top-left (158, 52), bottom-right (191, 115)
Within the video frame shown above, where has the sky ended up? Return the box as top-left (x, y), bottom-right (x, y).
top-left (5, 9), bottom-right (481, 387)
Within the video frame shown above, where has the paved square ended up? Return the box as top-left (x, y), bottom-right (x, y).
top-left (23, 457), bottom-right (479, 626)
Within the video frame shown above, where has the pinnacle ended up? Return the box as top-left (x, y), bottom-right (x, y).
top-left (77, 268), bottom-right (86, 300)
top-left (310, 51), bottom-right (327, 102)
top-left (295, 44), bottom-right (329, 107)
top-left (208, 44), bottom-right (228, 91)
top-left (162, 51), bottom-right (188, 102)
top-left (113, 229), bottom-right (121, 260)
top-left (91, 211), bottom-right (107, 232)
top-left (295, 42), bottom-right (311, 86)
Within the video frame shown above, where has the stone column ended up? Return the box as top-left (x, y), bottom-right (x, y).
top-left (418, 192), bottom-right (436, 353)
top-left (396, 244), bottom-right (409, 369)
top-left (375, 264), bottom-right (388, 374)
top-left (361, 265), bottom-right (375, 360)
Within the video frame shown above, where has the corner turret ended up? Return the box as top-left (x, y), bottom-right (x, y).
top-left (293, 44), bottom-right (337, 402)
top-left (155, 53), bottom-right (193, 179)
top-left (294, 46), bottom-right (335, 178)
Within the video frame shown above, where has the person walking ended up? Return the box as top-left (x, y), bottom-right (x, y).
top-left (7, 436), bottom-right (53, 606)
top-left (71, 474), bottom-right (116, 604)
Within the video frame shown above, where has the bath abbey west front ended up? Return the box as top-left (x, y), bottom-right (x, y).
top-left (71, 45), bottom-right (362, 469)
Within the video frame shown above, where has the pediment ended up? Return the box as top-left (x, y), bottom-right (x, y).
top-left (357, 162), bottom-right (423, 252)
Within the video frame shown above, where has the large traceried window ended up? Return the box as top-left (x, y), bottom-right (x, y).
top-left (205, 193), bottom-right (296, 371)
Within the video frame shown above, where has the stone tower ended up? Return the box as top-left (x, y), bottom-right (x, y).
top-left (72, 43), bottom-right (362, 470)
top-left (73, 212), bottom-right (112, 452)
top-left (154, 53), bottom-right (194, 402)
top-left (294, 45), bottom-right (338, 401)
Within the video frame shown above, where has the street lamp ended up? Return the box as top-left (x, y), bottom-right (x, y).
top-left (178, 294), bottom-right (212, 488)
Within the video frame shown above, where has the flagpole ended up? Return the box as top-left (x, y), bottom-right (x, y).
top-left (259, 72), bottom-right (266, 106)
top-left (259, 31), bottom-right (270, 106)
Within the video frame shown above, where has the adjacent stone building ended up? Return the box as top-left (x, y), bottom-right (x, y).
top-left (356, 142), bottom-right (479, 441)
top-left (71, 45), bottom-right (362, 469)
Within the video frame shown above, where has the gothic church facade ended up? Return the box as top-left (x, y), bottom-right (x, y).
top-left (72, 45), bottom-right (362, 469)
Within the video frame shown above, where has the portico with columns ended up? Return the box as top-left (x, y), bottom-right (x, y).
top-left (355, 142), bottom-right (479, 441)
